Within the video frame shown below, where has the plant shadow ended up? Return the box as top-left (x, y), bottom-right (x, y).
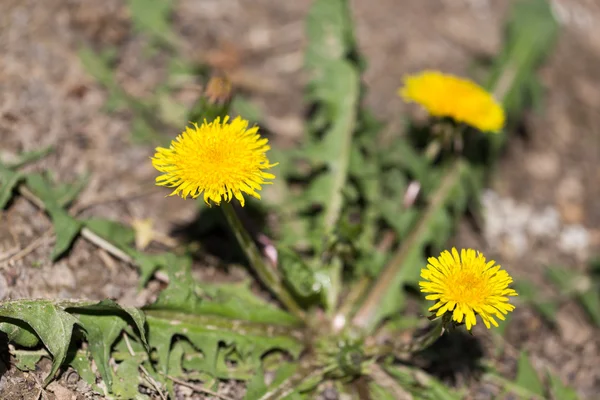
top-left (411, 329), bottom-right (485, 385)
top-left (170, 199), bottom-right (271, 270)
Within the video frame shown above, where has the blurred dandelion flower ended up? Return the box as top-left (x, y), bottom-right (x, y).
top-left (400, 71), bottom-right (505, 132)
top-left (151, 116), bottom-right (276, 206)
top-left (419, 248), bottom-right (517, 331)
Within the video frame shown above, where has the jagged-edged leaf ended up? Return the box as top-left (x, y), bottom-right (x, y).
top-left (69, 349), bottom-right (101, 390)
top-left (145, 309), bottom-right (303, 378)
top-left (12, 349), bottom-right (46, 372)
top-left (150, 253), bottom-right (301, 326)
top-left (26, 174), bottom-right (82, 260)
top-left (112, 353), bottom-right (147, 399)
top-left (0, 300), bottom-right (79, 385)
top-left (515, 351), bottom-right (544, 397)
top-left (144, 256), bottom-right (303, 380)
top-left (63, 300), bottom-right (148, 391)
top-left (0, 299), bottom-right (147, 388)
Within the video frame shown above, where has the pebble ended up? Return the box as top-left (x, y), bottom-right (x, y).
top-left (483, 190), bottom-right (591, 258)
top-left (559, 225), bottom-right (590, 258)
top-left (527, 206), bottom-right (561, 238)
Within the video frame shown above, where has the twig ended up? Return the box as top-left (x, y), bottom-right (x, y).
top-left (17, 185), bottom-right (136, 266)
top-left (167, 375), bottom-right (234, 400)
top-left (332, 230), bottom-right (396, 332)
top-left (70, 184), bottom-right (157, 215)
top-left (369, 363), bottom-right (413, 400)
top-left (352, 161), bottom-right (465, 332)
top-left (0, 229), bottom-right (54, 266)
top-left (122, 334), bottom-right (167, 400)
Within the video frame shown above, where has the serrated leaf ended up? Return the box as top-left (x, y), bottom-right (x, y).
top-left (0, 300), bottom-right (79, 385)
top-left (515, 351), bottom-right (544, 397)
top-left (0, 299), bottom-right (148, 389)
top-left (12, 349), bottom-right (46, 372)
top-left (112, 353), bottom-right (147, 399)
top-left (65, 299), bottom-right (148, 391)
top-left (143, 255), bottom-right (303, 381)
top-left (69, 349), bottom-right (101, 390)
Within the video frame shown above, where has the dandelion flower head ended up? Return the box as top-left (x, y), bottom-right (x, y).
top-left (419, 248), bottom-right (517, 331)
top-left (399, 70), bottom-right (505, 133)
top-left (151, 116), bottom-right (276, 206)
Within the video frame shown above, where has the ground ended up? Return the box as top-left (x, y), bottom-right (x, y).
top-left (0, 0), bottom-right (599, 399)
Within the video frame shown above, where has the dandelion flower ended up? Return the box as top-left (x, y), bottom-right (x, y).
top-left (419, 248), bottom-right (517, 331)
top-left (151, 116), bottom-right (276, 206)
top-left (400, 71), bottom-right (505, 133)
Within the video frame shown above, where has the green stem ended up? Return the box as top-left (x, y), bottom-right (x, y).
top-left (366, 319), bottom-right (444, 359)
top-left (221, 202), bottom-right (306, 321)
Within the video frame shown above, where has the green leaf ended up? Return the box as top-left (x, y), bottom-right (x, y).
top-left (0, 300), bottom-right (79, 385)
top-left (84, 218), bottom-right (136, 252)
top-left (112, 353), bottom-right (146, 399)
top-left (78, 47), bottom-right (117, 87)
top-left (65, 300), bottom-right (148, 391)
top-left (515, 351), bottom-right (544, 397)
top-left (26, 174), bottom-right (83, 260)
top-left (5, 145), bottom-right (54, 169)
top-left (231, 97), bottom-right (263, 123)
top-left (547, 371), bottom-right (579, 400)
top-left (12, 349), bottom-right (46, 372)
top-left (69, 350), bottom-right (101, 390)
top-left (127, 0), bottom-right (175, 47)
top-left (0, 164), bottom-right (23, 209)
top-left (0, 299), bottom-right (148, 389)
top-left (144, 256), bottom-right (302, 380)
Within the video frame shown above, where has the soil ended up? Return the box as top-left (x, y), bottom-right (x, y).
top-left (0, 0), bottom-right (599, 399)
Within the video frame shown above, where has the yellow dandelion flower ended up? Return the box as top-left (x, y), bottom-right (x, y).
top-left (151, 116), bottom-right (277, 206)
top-left (419, 248), bottom-right (517, 331)
top-left (399, 70), bottom-right (505, 133)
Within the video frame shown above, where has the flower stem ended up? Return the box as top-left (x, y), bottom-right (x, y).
top-left (221, 202), bottom-right (306, 321)
top-left (351, 161), bottom-right (465, 333)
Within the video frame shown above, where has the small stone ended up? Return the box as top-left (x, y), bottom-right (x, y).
top-left (528, 206), bottom-right (561, 238)
top-left (505, 230), bottom-right (529, 258)
top-left (558, 225), bottom-right (590, 256)
top-left (525, 152), bottom-right (560, 180)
